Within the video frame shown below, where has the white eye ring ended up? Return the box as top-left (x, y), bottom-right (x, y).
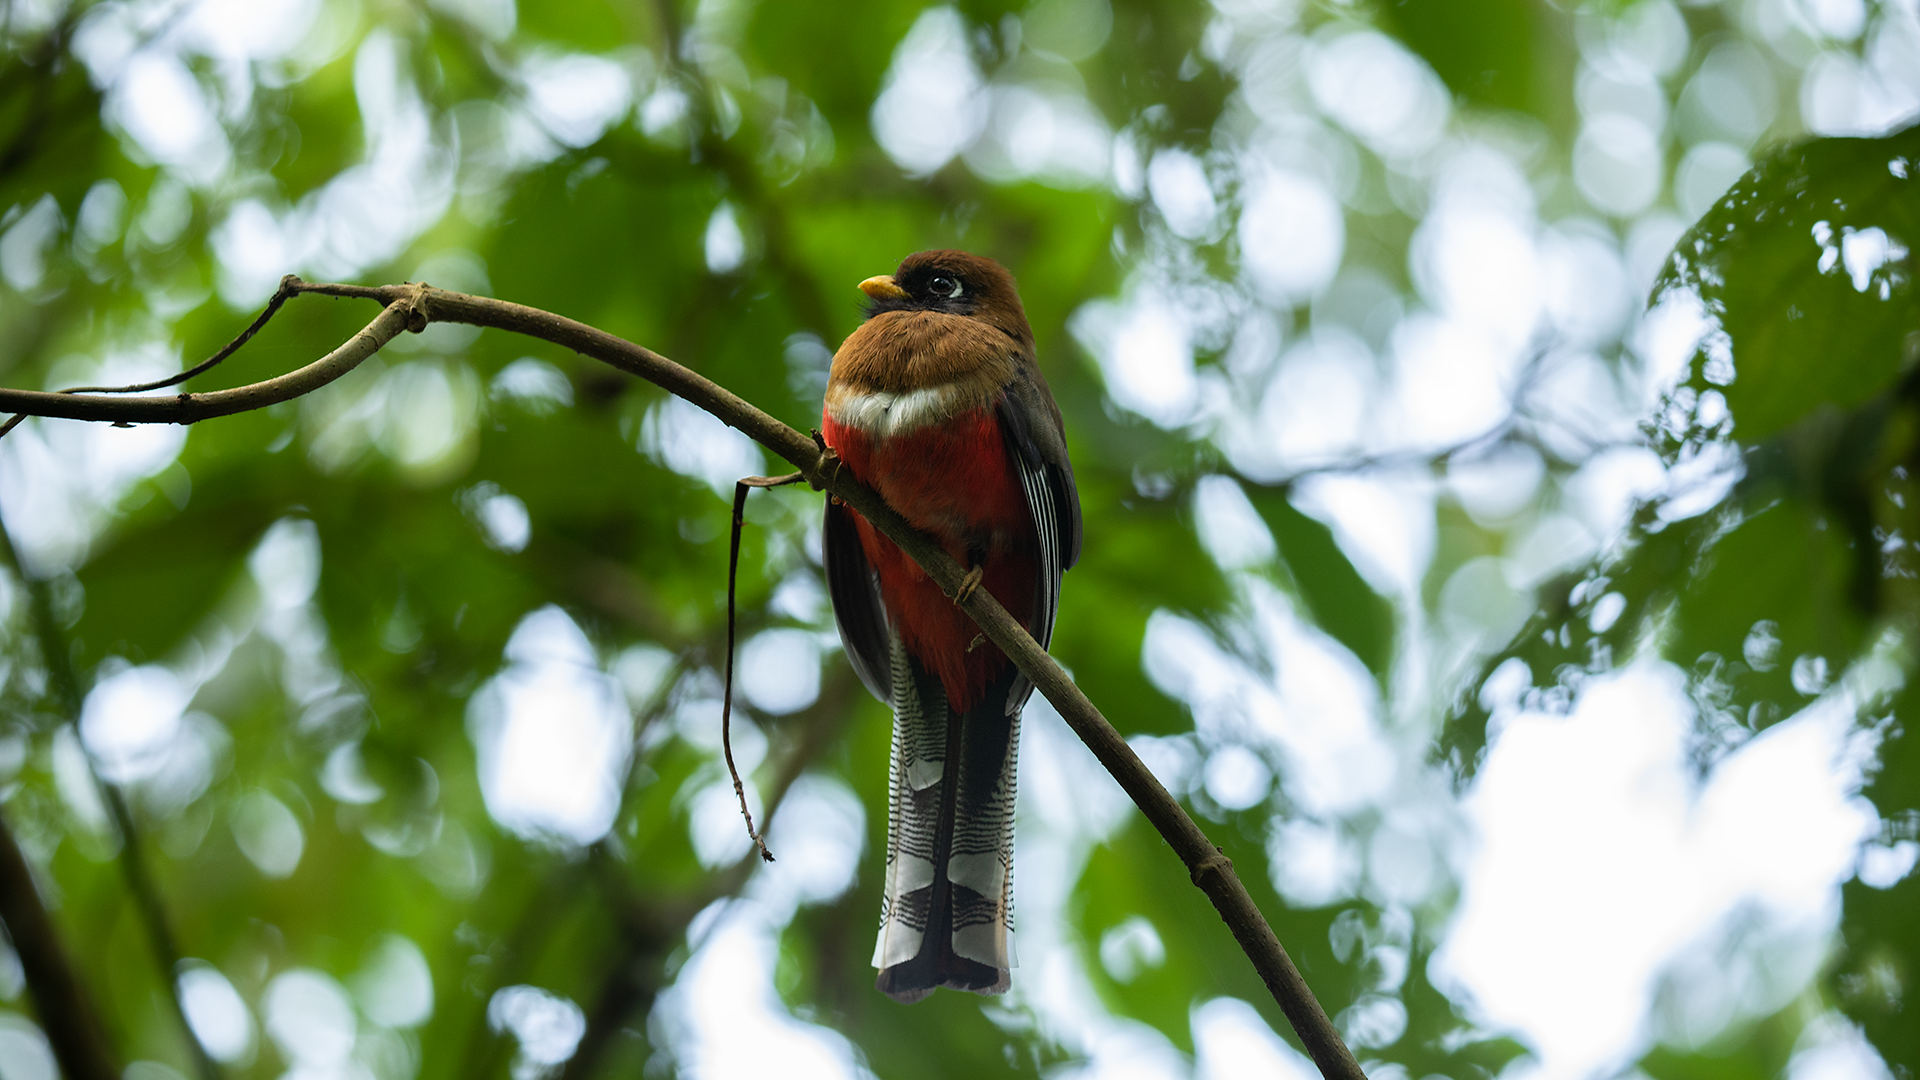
top-left (930, 275), bottom-right (964, 299)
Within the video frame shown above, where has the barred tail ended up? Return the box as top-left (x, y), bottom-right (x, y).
top-left (872, 633), bottom-right (1020, 1003)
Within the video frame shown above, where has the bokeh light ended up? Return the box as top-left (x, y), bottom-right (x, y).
top-left (1, 0), bottom-right (1916, 1076)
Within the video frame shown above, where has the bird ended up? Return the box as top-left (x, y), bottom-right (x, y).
top-left (819, 250), bottom-right (1081, 1003)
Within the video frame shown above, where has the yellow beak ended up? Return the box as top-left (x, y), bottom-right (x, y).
top-left (859, 275), bottom-right (909, 300)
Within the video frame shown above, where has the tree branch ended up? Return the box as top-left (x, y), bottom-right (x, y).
top-left (0, 281), bottom-right (420, 428)
top-left (0, 279), bottom-right (1364, 1080)
top-left (0, 510), bottom-right (224, 1080)
top-left (0, 810), bottom-right (120, 1080)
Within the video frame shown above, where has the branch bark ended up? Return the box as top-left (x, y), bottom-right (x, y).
top-left (0, 510), bottom-right (224, 1080)
top-left (0, 279), bottom-right (1365, 1080)
top-left (0, 810), bottom-right (121, 1080)
top-left (0, 512), bottom-right (121, 1080)
top-left (0, 283), bottom-right (418, 426)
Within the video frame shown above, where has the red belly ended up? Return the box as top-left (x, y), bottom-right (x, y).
top-left (822, 406), bottom-right (1038, 712)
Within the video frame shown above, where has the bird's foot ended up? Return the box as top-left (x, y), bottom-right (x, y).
top-left (953, 566), bottom-right (985, 605)
top-left (809, 431), bottom-right (844, 491)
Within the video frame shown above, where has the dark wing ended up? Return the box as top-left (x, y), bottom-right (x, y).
top-left (996, 359), bottom-right (1082, 713)
top-left (824, 499), bottom-right (893, 704)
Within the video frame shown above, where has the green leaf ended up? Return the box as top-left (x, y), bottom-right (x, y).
top-left (1655, 123), bottom-right (1920, 447)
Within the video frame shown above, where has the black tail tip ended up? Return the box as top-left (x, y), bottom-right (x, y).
top-left (876, 954), bottom-right (1009, 1004)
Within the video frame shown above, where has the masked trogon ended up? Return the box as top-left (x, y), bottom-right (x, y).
top-left (820, 250), bottom-right (1081, 1003)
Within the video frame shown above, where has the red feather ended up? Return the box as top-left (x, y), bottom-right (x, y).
top-left (822, 405), bottom-right (1038, 713)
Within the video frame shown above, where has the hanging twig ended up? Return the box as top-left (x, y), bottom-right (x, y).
top-left (720, 471), bottom-right (806, 863)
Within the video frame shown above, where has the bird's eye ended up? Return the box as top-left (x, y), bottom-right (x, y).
top-left (929, 275), bottom-right (964, 299)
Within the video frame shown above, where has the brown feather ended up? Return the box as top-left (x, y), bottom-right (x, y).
top-left (829, 312), bottom-right (1018, 399)
top-left (891, 250), bottom-right (1034, 348)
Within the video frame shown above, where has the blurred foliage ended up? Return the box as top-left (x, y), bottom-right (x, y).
top-left (0, 0), bottom-right (1914, 1078)
top-left (1447, 122), bottom-right (1919, 1070)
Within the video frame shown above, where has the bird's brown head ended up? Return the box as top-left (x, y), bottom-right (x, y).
top-left (858, 250), bottom-right (1034, 349)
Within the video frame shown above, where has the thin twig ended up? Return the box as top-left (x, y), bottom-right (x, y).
top-left (0, 280), bottom-right (1366, 1080)
top-left (720, 472), bottom-right (806, 863)
top-left (0, 274), bottom-right (305, 440)
top-left (74, 278), bottom-right (302, 396)
top-left (0, 282), bottom-right (421, 426)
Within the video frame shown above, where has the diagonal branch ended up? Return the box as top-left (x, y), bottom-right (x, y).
top-left (0, 279), bottom-right (1365, 1080)
top-left (0, 510), bottom-right (224, 1080)
top-left (0, 510), bottom-right (121, 1080)
top-left (0, 810), bottom-right (121, 1080)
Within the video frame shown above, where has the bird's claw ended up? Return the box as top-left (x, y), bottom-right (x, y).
top-left (809, 434), bottom-right (844, 492)
top-left (953, 566), bottom-right (985, 605)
